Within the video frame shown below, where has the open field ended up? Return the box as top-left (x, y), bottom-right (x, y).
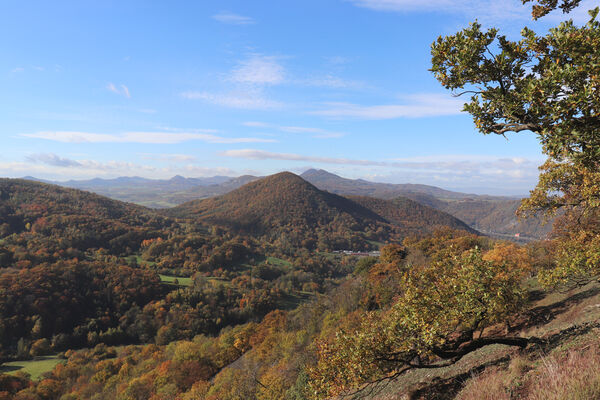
top-left (159, 274), bottom-right (193, 286)
top-left (1, 356), bottom-right (65, 380)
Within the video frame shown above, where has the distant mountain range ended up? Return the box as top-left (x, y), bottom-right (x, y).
top-left (24, 175), bottom-right (259, 208)
top-left (21, 169), bottom-right (552, 239)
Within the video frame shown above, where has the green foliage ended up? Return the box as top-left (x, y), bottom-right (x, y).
top-left (2, 356), bottom-right (65, 381)
top-left (310, 246), bottom-right (530, 398)
top-left (353, 256), bottom-right (378, 275)
top-left (431, 9), bottom-right (600, 167)
top-left (432, 2), bottom-right (600, 289)
top-left (159, 274), bottom-right (193, 286)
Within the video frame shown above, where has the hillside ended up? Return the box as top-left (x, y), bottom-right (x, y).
top-left (441, 198), bottom-right (552, 240)
top-left (301, 169), bottom-right (551, 239)
top-left (168, 172), bottom-right (475, 251)
top-left (349, 195), bottom-right (476, 234)
top-left (0, 178), bottom-right (179, 266)
top-left (0, 178), bottom-right (169, 238)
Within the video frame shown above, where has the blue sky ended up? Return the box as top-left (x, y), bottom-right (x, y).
top-left (1, 0), bottom-right (594, 195)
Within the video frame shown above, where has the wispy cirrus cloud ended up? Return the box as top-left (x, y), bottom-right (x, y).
top-left (22, 131), bottom-right (276, 144)
top-left (243, 121), bottom-right (345, 138)
top-left (221, 149), bottom-right (541, 176)
top-left (182, 55), bottom-right (286, 110)
top-left (299, 75), bottom-right (366, 89)
top-left (212, 12), bottom-right (255, 25)
top-left (229, 55), bottom-right (285, 86)
top-left (181, 90), bottom-right (283, 110)
top-left (221, 149), bottom-right (392, 166)
top-left (107, 82), bottom-right (131, 98)
top-left (183, 54), bottom-right (365, 111)
top-left (312, 93), bottom-right (465, 119)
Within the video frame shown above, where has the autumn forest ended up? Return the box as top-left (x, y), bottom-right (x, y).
top-left (3, 0), bottom-right (600, 399)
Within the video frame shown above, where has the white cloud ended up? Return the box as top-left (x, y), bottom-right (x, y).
top-left (181, 55), bottom-right (286, 110)
top-left (221, 149), bottom-right (389, 166)
top-left (26, 153), bottom-right (82, 167)
top-left (11, 67), bottom-right (24, 73)
top-left (107, 82), bottom-right (131, 98)
top-left (212, 12), bottom-right (255, 25)
top-left (243, 122), bottom-right (345, 138)
top-left (312, 93), bottom-right (465, 119)
top-left (221, 149), bottom-right (541, 178)
top-left (229, 55), bottom-right (285, 86)
top-left (182, 90), bottom-right (283, 110)
top-left (300, 75), bottom-right (366, 89)
top-left (324, 56), bottom-right (351, 65)
top-left (22, 131), bottom-right (276, 144)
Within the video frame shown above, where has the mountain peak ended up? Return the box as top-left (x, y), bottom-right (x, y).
top-left (300, 169), bottom-right (340, 179)
top-left (170, 175), bottom-right (187, 182)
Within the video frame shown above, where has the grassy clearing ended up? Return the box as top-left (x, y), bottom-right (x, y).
top-left (124, 254), bottom-right (156, 267)
top-left (265, 256), bottom-right (293, 268)
top-left (1, 356), bottom-right (64, 380)
top-left (159, 274), bottom-right (193, 286)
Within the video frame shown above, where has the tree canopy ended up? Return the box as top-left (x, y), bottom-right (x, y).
top-left (432, 3), bottom-right (600, 287)
top-left (310, 244), bottom-right (532, 398)
top-left (431, 7), bottom-right (600, 167)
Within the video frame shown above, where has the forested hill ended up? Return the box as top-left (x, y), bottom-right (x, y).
top-left (167, 172), bottom-right (475, 250)
top-left (441, 198), bottom-right (551, 239)
top-left (349, 195), bottom-right (476, 234)
top-left (0, 178), bottom-right (173, 256)
top-left (301, 169), bottom-right (551, 239)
